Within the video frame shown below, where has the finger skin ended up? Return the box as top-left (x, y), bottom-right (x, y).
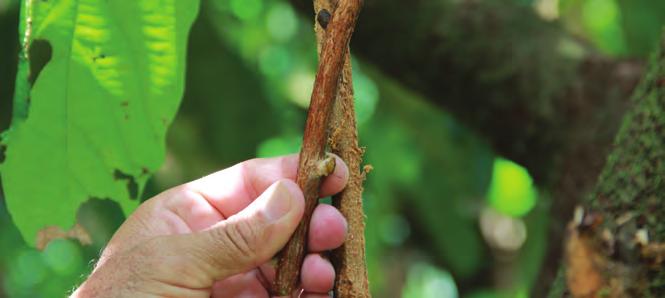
top-left (301, 254), bottom-right (335, 294)
top-left (186, 180), bottom-right (305, 283)
top-left (318, 154), bottom-right (349, 197)
top-left (186, 154), bottom-right (349, 218)
top-left (212, 203), bottom-right (346, 297)
top-left (308, 204), bottom-right (347, 252)
top-left (301, 293), bottom-right (331, 298)
top-left (211, 270), bottom-right (269, 298)
top-left (215, 203), bottom-right (346, 293)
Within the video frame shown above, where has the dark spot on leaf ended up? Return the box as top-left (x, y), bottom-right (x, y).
top-left (141, 167), bottom-right (149, 175)
top-left (0, 143), bottom-right (6, 164)
top-left (120, 101), bottom-right (129, 107)
top-left (28, 39), bottom-right (52, 87)
top-left (317, 9), bottom-right (331, 29)
top-left (124, 113), bottom-right (129, 120)
top-left (93, 53), bottom-right (107, 62)
top-left (113, 169), bottom-right (138, 200)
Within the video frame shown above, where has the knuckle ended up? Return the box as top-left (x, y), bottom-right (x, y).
top-left (236, 162), bottom-right (258, 198)
top-left (213, 219), bottom-right (263, 265)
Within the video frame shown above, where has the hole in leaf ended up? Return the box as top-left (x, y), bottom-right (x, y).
top-left (77, 197), bottom-right (125, 248)
top-left (113, 169), bottom-right (138, 200)
top-left (28, 39), bottom-right (53, 87)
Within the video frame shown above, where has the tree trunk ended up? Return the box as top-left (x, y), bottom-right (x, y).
top-left (558, 34), bottom-right (665, 298)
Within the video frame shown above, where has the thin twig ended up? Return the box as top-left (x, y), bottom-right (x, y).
top-left (272, 0), bottom-right (363, 295)
top-left (313, 0), bottom-right (371, 296)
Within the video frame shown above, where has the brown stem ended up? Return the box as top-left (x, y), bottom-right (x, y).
top-left (272, 0), bottom-right (363, 295)
top-left (313, 0), bottom-right (371, 297)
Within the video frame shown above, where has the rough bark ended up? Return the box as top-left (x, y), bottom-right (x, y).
top-left (312, 1), bottom-right (371, 297)
top-left (272, 0), bottom-right (363, 295)
top-left (561, 35), bottom-right (665, 298)
top-left (289, 0), bottom-right (644, 292)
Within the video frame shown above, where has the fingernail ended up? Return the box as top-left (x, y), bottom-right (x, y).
top-left (265, 181), bottom-right (295, 222)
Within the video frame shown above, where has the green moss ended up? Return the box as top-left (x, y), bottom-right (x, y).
top-left (586, 35), bottom-right (665, 295)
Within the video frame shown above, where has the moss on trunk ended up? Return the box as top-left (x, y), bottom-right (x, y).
top-left (590, 38), bottom-right (665, 244)
top-left (556, 35), bottom-right (665, 297)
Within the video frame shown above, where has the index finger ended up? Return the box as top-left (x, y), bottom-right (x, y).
top-left (185, 154), bottom-right (349, 218)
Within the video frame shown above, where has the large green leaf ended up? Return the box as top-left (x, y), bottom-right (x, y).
top-left (0, 0), bottom-right (199, 246)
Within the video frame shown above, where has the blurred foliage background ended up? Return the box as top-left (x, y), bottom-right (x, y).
top-left (0, 0), bottom-right (664, 297)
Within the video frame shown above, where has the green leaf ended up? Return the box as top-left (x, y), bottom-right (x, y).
top-left (580, 0), bottom-right (627, 55)
top-left (0, 0), bottom-right (199, 246)
top-left (487, 158), bottom-right (537, 217)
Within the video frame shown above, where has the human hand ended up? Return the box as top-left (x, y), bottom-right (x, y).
top-left (71, 154), bottom-right (349, 298)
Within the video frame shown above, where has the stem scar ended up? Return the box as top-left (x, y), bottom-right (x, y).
top-left (316, 154), bottom-right (336, 177)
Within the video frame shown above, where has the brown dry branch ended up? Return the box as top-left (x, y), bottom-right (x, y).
top-left (313, 0), bottom-right (371, 297)
top-left (272, 0), bottom-right (363, 295)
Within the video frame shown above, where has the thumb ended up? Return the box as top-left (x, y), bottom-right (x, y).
top-left (174, 179), bottom-right (305, 284)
